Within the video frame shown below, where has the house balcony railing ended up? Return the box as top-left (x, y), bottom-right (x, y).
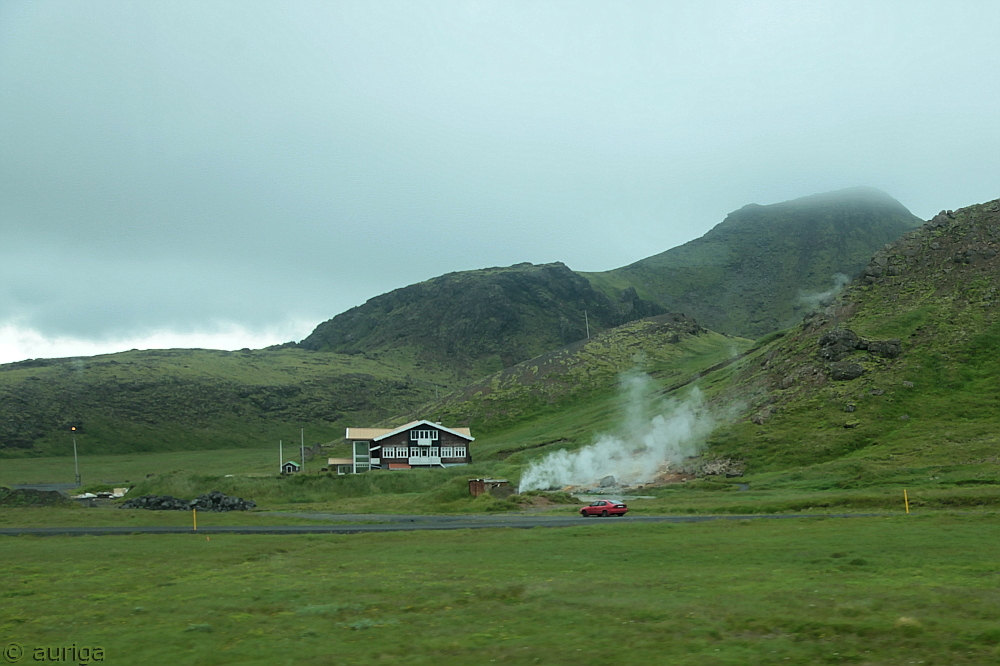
top-left (408, 456), bottom-right (441, 466)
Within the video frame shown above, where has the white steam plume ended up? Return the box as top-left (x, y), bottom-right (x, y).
top-left (797, 273), bottom-right (850, 311)
top-left (518, 371), bottom-right (715, 492)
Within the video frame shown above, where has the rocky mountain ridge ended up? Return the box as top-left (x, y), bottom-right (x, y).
top-left (299, 261), bottom-right (664, 380)
top-left (586, 186), bottom-right (922, 338)
top-left (300, 187), bottom-right (922, 379)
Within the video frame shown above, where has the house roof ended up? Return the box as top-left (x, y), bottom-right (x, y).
top-left (327, 458), bottom-right (353, 465)
top-left (281, 461), bottom-right (300, 468)
top-left (345, 420), bottom-right (473, 442)
top-left (345, 427), bottom-right (397, 440)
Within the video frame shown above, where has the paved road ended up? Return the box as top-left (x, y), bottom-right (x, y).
top-left (0, 512), bottom-right (885, 537)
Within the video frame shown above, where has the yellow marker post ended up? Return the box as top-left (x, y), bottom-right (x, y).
top-left (904, 489), bottom-right (910, 514)
top-left (193, 507), bottom-right (198, 531)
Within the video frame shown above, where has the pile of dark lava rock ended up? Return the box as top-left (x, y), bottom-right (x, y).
top-left (0, 487), bottom-right (71, 507)
top-left (120, 490), bottom-right (256, 512)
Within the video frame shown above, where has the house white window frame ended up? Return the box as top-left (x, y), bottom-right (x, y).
top-left (411, 429), bottom-right (439, 441)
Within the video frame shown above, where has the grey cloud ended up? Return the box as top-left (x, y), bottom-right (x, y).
top-left (1, 1), bottom-right (999, 345)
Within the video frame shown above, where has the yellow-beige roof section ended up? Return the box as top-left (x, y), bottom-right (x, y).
top-left (345, 428), bottom-right (394, 440)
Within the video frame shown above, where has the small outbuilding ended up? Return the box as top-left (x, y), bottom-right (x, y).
top-left (468, 478), bottom-right (512, 498)
top-left (326, 457), bottom-right (355, 475)
top-left (280, 461), bottom-right (301, 474)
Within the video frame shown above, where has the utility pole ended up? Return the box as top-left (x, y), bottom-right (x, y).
top-left (300, 428), bottom-right (305, 471)
top-left (584, 310), bottom-right (590, 339)
top-left (71, 427), bottom-right (81, 487)
top-left (279, 440), bottom-right (283, 473)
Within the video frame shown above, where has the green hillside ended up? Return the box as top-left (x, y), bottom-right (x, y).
top-left (410, 195), bottom-right (999, 500)
top-left (0, 347), bottom-right (449, 457)
top-left (584, 187), bottom-right (922, 339)
top-left (424, 313), bottom-right (751, 437)
top-left (0, 187), bottom-right (933, 469)
top-left (299, 261), bottom-right (663, 379)
top-left (695, 197), bottom-right (1000, 487)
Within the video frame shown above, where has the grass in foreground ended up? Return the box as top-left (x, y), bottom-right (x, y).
top-left (2, 514), bottom-right (999, 665)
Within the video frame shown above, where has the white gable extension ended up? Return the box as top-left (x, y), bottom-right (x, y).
top-left (370, 419), bottom-right (474, 443)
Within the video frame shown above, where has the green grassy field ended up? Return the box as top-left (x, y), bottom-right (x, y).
top-left (0, 447), bottom-right (286, 487)
top-left (2, 514), bottom-right (999, 665)
top-left (4, 437), bottom-right (999, 519)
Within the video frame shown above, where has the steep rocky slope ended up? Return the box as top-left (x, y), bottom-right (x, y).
top-left (703, 197), bottom-right (1000, 480)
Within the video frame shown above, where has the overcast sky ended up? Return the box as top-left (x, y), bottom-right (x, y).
top-left (2, 1), bottom-right (999, 363)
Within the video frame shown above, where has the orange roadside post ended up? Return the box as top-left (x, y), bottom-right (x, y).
top-left (904, 489), bottom-right (910, 514)
top-left (193, 507), bottom-right (198, 530)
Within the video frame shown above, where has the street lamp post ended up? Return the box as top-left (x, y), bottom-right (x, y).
top-left (71, 427), bottom-right (81, 487)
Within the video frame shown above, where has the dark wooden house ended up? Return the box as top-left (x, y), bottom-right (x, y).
top-left (344, 420), bottom-right (473, 471)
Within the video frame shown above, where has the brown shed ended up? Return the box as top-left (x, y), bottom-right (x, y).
top-left (468, 478), bottom-right (511, 498)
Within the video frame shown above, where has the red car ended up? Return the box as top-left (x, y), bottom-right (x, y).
top-left (579, 500), bottom-right (628, 517)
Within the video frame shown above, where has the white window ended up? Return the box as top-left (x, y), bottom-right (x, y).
top-left (410, 447), bottom-right (419, 457)
top-left (353, 441), bottom-right (369, 462)
top-left (455, 447), bottom-right (466, 458)
top-left (411, 429), bottom-right (439, 441)
top-left (441, 446), bottom-right (454, 457)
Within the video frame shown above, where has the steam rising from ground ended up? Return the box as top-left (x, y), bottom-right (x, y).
top-left (518, 371), bottom-right (715, 492)
top-left (797, 273), bottom-right (850, 311)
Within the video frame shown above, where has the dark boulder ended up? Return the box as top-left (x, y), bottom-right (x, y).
top-left (830, 362), bottom-right (864, 381)
top-left (818, 329), bottom-right (861, 361)
top-left (819, 328), bottom-right (902, 362)
top-left (864, 339), bottom-right (902, 359)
